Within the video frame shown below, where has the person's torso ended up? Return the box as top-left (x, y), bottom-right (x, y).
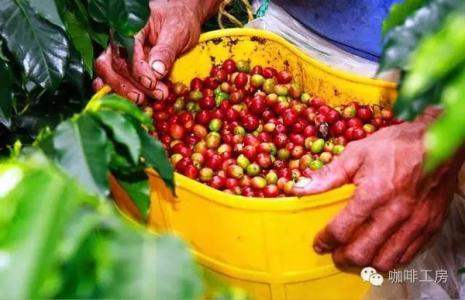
top-left (272, 0), bottom-right (400, 61)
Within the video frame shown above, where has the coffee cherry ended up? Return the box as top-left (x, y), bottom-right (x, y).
top-left (251, 65), bottom-right (263, 75)
top-left (206, 132), bottom-right (221, 149)
top-left (237, 154), bottom-right (250, 169)
top-left (320, 152), bottom-right (333, 164)
top-left (225, 178), bottom-right (240, 190)
top-left (242, 114), bottom-right (260, 132)
top-left (263, 79), bottom-right (276, 94)
top-left (277, 70), bottom-right (292, 84)
top-left (176, 157), bottom-right (192, 173)
top-left (283, 109), bottom-right (298, 126)
top-left (190, 78), bottom-right (203, 90)
top-left (199, 168), bottom-right (214, 182)
top-left (274, 84), bottom-right (289, 96)
top-left (311, 138), bottom-right (325, 154)
top-left (331, 120), bottom-right (347, 137)
top-left (357, 106), bottom-right (373, 120)
top-left (251, 176), bottom-right (267, 190)
top-left (246, 163), bottom-right (261, 176)
top-left (310, 160), bottom-right (324, 170)
top-left (170, 124), bottom-right (185, 140)
top-left (209, 119), bottom-right (223, 132)
top-left (342, 105), bottom-right (356, 119)
top-left (352, 128), bottom-right (367, 140)
top-left (263, 184), bottom-right (280, 197)
top-left (333, 145), bottom-right (345, 155)
top-left (301, 93), bottom-right (311, 104)
top-left (289, 83), bottom-right (302, 98)
top-left (236, 60), bottom-right (251, 73)
top-left (347, 118), bottom-right (363, 128)
top-left (184, 165), bottom-right (199, 179)
top-left (291, 145), bottom-right (305, 159)
top-left (251, 74), bottom-right (265, 88)
top-left (363, 124), bottom-right (376, 134)
top-left (227, 165), bottom-right (244, 179)
top-left (210, 175), bottom-right (226, 189)
top-left (277, 148), bottom-right (290, 160)
top-left (171, 153), bottom-right (183, 166)
top-left (222, 59), bottom-right (237, 74)
top-left (381, 108), bottom-right (393, 120)
top-left (235, 72), bottom-right (249, 88)
top-left (284, 181), bottom-right (295, 196)
top-left (257, 153), bottom-right (272, 168)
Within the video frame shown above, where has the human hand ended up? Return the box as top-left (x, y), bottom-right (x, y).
top-left (93, 0), bottom-right (220, 104)
top-left (294, 110), bottom-right (464, 271)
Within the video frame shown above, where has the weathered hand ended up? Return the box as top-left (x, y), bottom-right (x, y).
top-left (93, 0), bottom-right (220, 104)
top-left (294, 109), bottom-right (464, 271)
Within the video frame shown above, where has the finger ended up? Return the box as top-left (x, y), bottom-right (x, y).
top-left (110, 44), bottom-right (164, 101)
top-left (399, 234), bottom-right (430, 265)
top-left (148, 25), bottom-right (185, 79)
top-left (341, 200), bottom-right (411, 270)
top-left (332, 245), bottom-right (351, 268)
top-left (92, 77), bottom-right (105, 92)
top-left (154, 81), bottom-right (169, 101)
top-left (132, 28), bottom-right (158, 89)
top-left (372, 202), bottom-right (429, 271)
top-left (294, 147), bottom-right (361, 195)
top-left (95, 48), bottom-right (145, 104)
top-left (313, 181), bottom-right (383, 254)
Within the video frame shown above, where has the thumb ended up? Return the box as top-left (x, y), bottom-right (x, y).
top-left (148, 26), bottom-right (183, 79)
top-left (294, 149), bottom-right (360, 195)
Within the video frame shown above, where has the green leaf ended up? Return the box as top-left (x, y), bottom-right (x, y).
top-left (88, 0), bottom-right (150, 36)
top-left (108, 235), bottom-right (203, 300)
top-left (88, 0), bottom-right (107, 24)
top-left (63, 10), bottom-right (94, 75)
top-left (394, 73), bottom-right (443, 120)
top-left (118, 178), bottom-right (149, 220)
top-left (89, 94), bottom-right (153, 129)
top-left (0, 157), bottom-right (203, 299)
top-left (379, 0), bottom-right (462, 72)
top-left (382, 0), bottom-right (424, 34)
top-left (137, 126), bottom-right (175, 192)
top-left (67, 0), bottom-right (109, 48)
top-left (0, 0), bottom-right (70, 89)
top-left (51, 114), bottom-right (111, 196)
top-left (401, 13), bottom-right (465, 99)
top-left (424, 69), bottom-right (465, 172)
top-left (29, 0), bottom-right (65, 30)
top-left (114, 31), bottom-right (135, 61)
top-left (65, 47), bottom-right (85, 91)
top-left (0, 163), bottom-right (91, 299)
top-left (93, 110), bottom-right (141, 164)
top-left (0, 58), bottom-right (13, 128)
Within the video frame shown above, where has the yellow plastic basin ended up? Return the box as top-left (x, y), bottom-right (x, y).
top-left (147, 29), bottom-right (396, 300)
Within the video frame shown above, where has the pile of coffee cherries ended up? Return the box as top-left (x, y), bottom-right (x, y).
top-left (146, 59), bottom-right (398, 198)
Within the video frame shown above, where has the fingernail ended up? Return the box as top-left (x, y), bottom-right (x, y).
top-left (314, 245), bottom-right (324, 254)
top-left (128, 92), bottom-right (141, 103)
top-left (295, 178), bottom-right (312, 189)
top-left (140, 76), bottom-right (154, 89)
top-left (151, 60), bottom-right (166, 76)
top-left (154, 89), bottom-right (164, 100)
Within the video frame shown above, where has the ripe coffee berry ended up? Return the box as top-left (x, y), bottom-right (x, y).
top-left (148, 60), bottom-right (395, 197)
